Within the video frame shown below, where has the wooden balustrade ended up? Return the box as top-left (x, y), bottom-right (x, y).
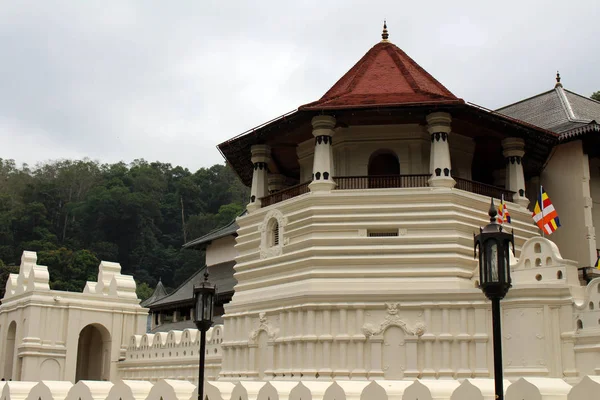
top-left (259, 175), bottom-right (514, 208)
top-left (453, 177), bottom-right (514, 202)
top-left (334, 175), bottom-right (431, 190)
top-left (261, 181), bottom-right (311, 207)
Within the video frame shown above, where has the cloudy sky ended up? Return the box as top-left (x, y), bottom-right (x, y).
top-left (0, 0), bottom-right (598, 171)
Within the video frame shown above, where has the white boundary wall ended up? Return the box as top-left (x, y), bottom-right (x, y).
top-left (118, 325), bottom-right (224, 382)
top-left (2, 377), bottom-right (600, 400)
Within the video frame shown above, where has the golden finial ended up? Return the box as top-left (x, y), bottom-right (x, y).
top-left (381, 20), bottom-right (389, 42)
top-left (555, 71), bottom-right (563, 88)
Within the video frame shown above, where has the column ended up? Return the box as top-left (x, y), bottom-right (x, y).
top-left (247, 144), bottom-right (271, 212)
top-left (502, 137), bottom-right (529, 207)
top-left (309, 115), bottom-right (336, 192)
top-left (427, 112), bottom-right (455, 188)
top-left (268, 174), bottom-right (285, 194)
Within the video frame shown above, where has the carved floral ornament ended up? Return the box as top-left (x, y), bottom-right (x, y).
top-left (362, 303), bottom-right (426, 338)
top-left (249, 312), bottom-right (279, 343)
top-left (259, 209), bottom-right (287, 259)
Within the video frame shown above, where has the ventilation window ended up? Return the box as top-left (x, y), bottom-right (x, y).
top-left (557, 271), bottom-right (563, 279)
top-left (534, 243), bottom-right (542, 253)
top-left (590, 302), bottom-right (595, 310)
top-left (535, 274), bottom-right (542, 281)
top-left (535, 258), bottom-right (542, 267)
top-left (368, 230), bottom-right (398, 237)
top-left (577, 319), bottom-right (583, 330)
top-left (267, 218), bottom-right (280, 247)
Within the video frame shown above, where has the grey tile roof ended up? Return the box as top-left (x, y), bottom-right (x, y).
top-left (146, 260), bottom-right (237, 309)
top-left (497, 86), bottom-right (600, 138)
top-left (182, 211), bottom-right (245, 249)
top-left (140, 279), bottom-right (169, 307)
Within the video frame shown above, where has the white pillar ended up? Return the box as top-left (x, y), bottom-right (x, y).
top-left (427, 112), bottom-right (455, 188)
top-left (268, 174), bottom-right (285, 194)
top-left (247, 144), bottom-right (271, 212)
top-left (502, 137), bottom-right (529, 207)
top-left (309, 115), bottom-right (336, 192)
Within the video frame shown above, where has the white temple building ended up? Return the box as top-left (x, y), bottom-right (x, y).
top-left (1, 24), bottom-right (600, 400)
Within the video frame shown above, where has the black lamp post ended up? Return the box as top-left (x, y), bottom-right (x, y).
top-left (193, 271), bottom-right (216, 400)
top-left (474, 199), bottom-right (514, 400)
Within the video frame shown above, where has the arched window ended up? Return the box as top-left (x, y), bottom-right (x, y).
top-left (268, 219), bottom-right (280, 247)
top-left (368, 150), bottom-right (400, 188)
top-left (577, 319), bottom-right (583, 330)
top-left (557, 271), bottom-right (563, 279)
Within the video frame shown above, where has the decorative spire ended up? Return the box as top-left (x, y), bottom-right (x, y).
top-left (488, 198), bottom-right (497, 223)
top-left (555, 71), bottom-right (562, 88)
top-left (381, 20), bottom-right (389, 42)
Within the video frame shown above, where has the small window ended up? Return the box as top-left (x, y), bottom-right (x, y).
top-left (590, 302), bottom-right (595, 310)
top-left (557, 271), bottom-right (563, 279)
top-left (535, 258), bottom-right (542, 267)
top-left (534, 243), bottom-right (542, 253)
top-left (535, 274), bottom-right (542, 281)
top-left (272, 221), bottom-right (279, 246)
top-left (368, 230), bottom-right (398, 237)
top-left (577, 319), bottom-right (583, 330)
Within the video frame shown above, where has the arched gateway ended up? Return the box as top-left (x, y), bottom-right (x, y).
top-left (75, 324), bottom-right (112, 381)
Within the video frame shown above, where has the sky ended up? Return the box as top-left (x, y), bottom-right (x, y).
top-left (0, 0), bottom-right (598, 172)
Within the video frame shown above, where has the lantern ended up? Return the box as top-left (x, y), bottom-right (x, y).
top-left (474, 198), bottom-right (515, 300)
top-left (193, 271), bottom-right (216, 331)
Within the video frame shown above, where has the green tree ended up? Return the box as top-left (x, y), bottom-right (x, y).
top-left (136, 282), bottom-right (154, 302)
top-left (592, 91), bottom-right (600, 101)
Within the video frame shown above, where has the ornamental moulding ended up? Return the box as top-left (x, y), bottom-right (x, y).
top-left (362, 303), bottom-right (426, 338)
top-left (259, 209), bottom-right (287, 259)
top-left (249, 312), bottom-right (279, 343)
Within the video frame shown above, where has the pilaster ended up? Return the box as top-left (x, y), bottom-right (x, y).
top-left (309, 115), bottom-right (336, 192)
top-left (502, 137), bottom-right (529, 207)
top-left (426, 112), bottom-right (455, 188)
top-left (247, 145), bottom-right (271, 212)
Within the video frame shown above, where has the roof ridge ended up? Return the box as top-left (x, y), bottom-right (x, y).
top-left (496, 88), bottom-right (557, 111)
top-left (147, 265), bottom-right (207, 306)
top-left (563, 88), bottom-right (600, 105)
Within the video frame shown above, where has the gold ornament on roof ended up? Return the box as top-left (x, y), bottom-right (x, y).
top-left (381, 20), bottom-right (389, 42)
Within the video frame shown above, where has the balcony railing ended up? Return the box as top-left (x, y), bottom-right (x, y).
top-left (260, 175), bottom-right (514, 207)
top-left (453, 177), bottom-right (514, 202)
top-left (261, 181), bottom-right (311, 207)
top-left (335, 174), bottom-right (431, 190)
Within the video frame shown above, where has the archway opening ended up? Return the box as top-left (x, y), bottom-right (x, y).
top-left (75, 324), bottom-right (111, 381)
top-left (3, 321), bottom-right (17, 380)
top-left (368, 150), bottom-right (400, 188)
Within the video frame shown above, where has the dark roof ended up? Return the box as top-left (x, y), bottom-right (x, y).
top-left (497, 85), bottom-right (600, 139)
top-left (149, 317), bottom-right (224, 333)
top-left (146, 260), bottom-right (237, 310)
top-left (299, 40), bottom-right (462, 110)
top-left (140, 279), bottom-right (169, 307)
top-left (182, 212), bottom-right (243, 249)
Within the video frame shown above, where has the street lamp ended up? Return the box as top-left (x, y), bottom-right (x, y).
top-left (474, 199), bottom-right (514, 400)
top-left (193, 270), bottom-right (216, 400)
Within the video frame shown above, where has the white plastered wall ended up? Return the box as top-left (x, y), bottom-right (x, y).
top-left (206, 236), bottom-right (239, 267)
top-left (589, 157), bottom-right (600, 255)
top-left (0, 251), bottom-right (148, 382)
top-left (542, 140), bottom-right (597, 267)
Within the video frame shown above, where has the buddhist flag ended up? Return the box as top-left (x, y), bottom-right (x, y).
top-left (532, 186), bottom-right (561, 235)
top-left (497, 195), bottom-right (511, 224)
top-left (595, 256), bottom-right (600, 270)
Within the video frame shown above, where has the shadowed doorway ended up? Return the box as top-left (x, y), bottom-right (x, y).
top-left (75, 324), bottom-right (111, 381)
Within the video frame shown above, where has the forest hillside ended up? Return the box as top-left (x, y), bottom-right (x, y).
top-left (0, 158), bottom-right (248, 301)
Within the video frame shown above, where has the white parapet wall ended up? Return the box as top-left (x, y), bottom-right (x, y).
top-left (117, 325), bottom-right (224, 382)
top-left (1, 377), bottom-right (600, 400)
top-left (0, 251), bottom-right (148, 382)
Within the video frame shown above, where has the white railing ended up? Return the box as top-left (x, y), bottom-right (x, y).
top-left (1, 376), bottom-right (599, 399)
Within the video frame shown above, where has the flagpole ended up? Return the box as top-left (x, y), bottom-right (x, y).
top-left (540, 185), bottom-right (545, 238)
top-left (500, 194), bottom-right (504, 228)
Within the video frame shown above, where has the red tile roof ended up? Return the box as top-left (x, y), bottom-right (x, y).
top-left (300, 41), bottom-right (463, 110)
